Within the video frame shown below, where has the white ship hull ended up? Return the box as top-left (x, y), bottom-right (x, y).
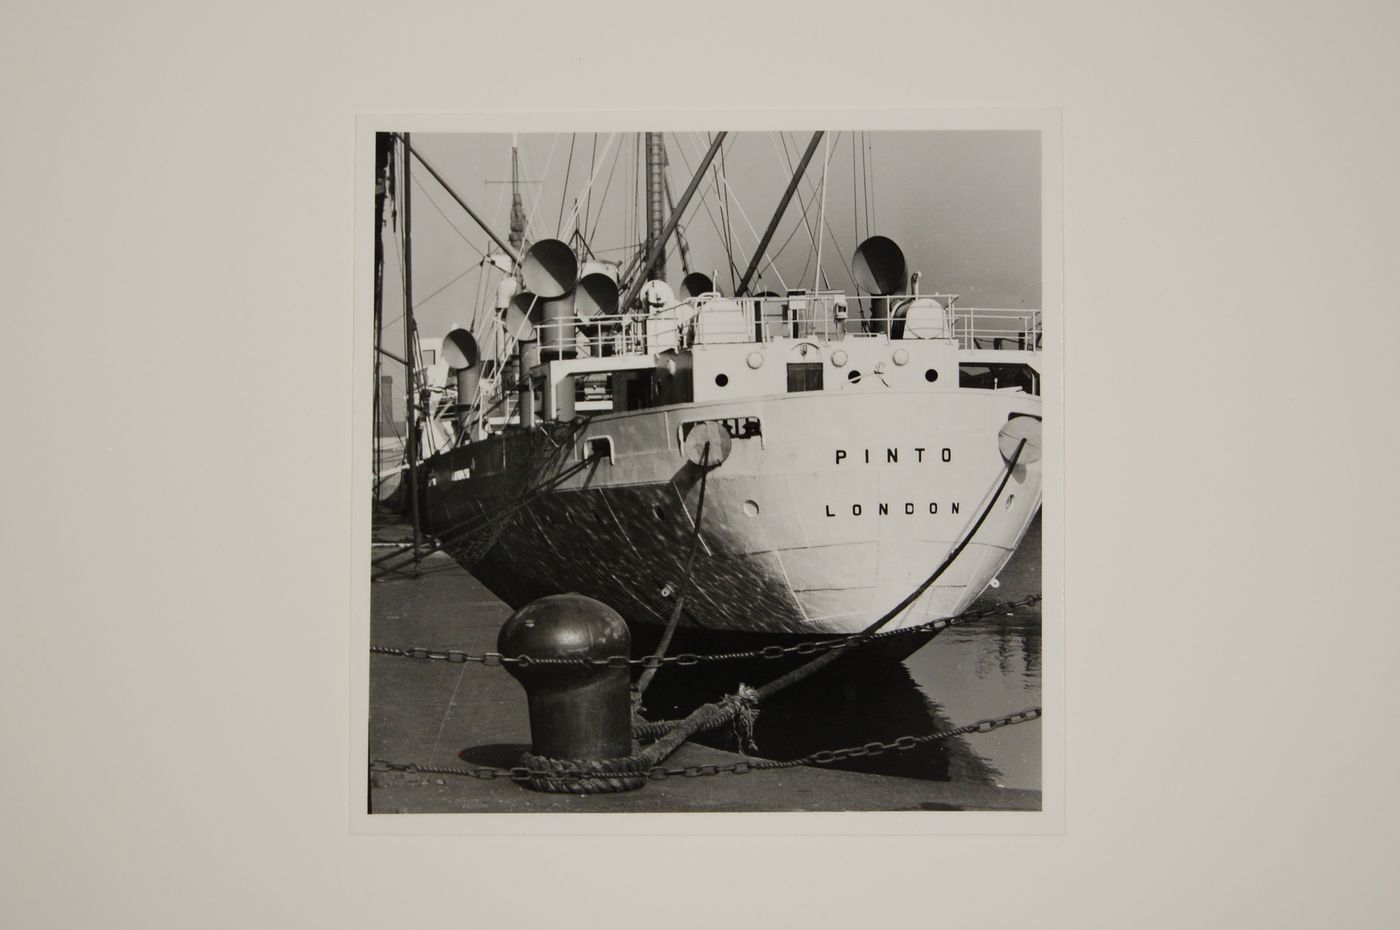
top-left (422, 387), bottom-right (1041, 637)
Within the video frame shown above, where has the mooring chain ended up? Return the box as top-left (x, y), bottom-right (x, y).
top-left (369, 707), bottom-right (1042, 784)
top-left (370, 594), bottom-right (1041, 669)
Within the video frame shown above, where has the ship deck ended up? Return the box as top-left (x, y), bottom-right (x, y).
top-left (369, 518), bottom-right (1041, 813)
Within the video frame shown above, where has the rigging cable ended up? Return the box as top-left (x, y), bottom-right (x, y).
top-left (412, 264), bottom-right (479, 316)
top-left (678, 132), bottom-right (786, 293)
top-left (774, 132), bottom-right (818, 286)
top-left (372, 452), bottom-right (599, 579)
top-left (583, 133), bottom-right (598, 244)
top-left (862, 132), bottom-right (873, 233)
top-left (513, 133), bottom-right (560, 249)
top-left (586, 137), bottom-right (625, 246)
top-left (410, 172), bottom-right (486, 259)
top-left (670, 135), bottom-right (748, 287)
top-left (558, 134), bottom-right (618, 247)
top-left (813, 131), bottom-right (831, 293)
top-left (715, 133), bottom-right (738, 293)
top-left (776, 131), bottom-right (856, 289)
top-left (856, 131), bottom-right (871, 242)
top-left (634, 442), bottom-right (711, 698)
top-left (555, 132), bottom-right (576, 237)
top-left (851, 132), bottom-right (861, 247)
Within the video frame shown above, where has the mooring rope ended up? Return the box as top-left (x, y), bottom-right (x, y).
top-left (372, 419), bottom-right (596, 578)
top-left (516, 686), bottom-right (762, 793)
top-left (633, 441), bottom-right (711, 698)
top-left (525, 438), bottom-right (1029, 793)
top-left (753, 436), bottom-right (1027, 702)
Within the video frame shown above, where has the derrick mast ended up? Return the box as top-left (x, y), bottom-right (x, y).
top-left (645, 132), bottom-right (666, 282)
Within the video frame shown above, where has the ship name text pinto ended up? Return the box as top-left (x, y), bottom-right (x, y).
top-left (833, 447), bottom-right (954, 465)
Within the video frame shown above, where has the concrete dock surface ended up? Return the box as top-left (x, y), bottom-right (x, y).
top-left (369, 528), bottom-right (1041, 814)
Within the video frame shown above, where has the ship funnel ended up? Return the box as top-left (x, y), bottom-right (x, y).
top-left (679, 271), bottom-right (716, 299)
top-left (520, 238), bottom-right (579, 299)
top-left (852, 236), bottom-right (907, 295)
top-left (575, 261), bottom-right (620, 321)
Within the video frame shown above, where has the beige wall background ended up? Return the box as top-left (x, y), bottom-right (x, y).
top-left (2, 1), bottom-right (1397, 928)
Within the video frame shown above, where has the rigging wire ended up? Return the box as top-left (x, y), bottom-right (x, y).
top-left (410, 172), bottom-right (486, 259)
top-left (773, 133), bottom-right (821, 286)
top-left (586, 137), bottom-right (625, 247)
top-left (714, 133), bottom-right (737, 293)
top-left (851, 132), bottom-right (861, 247)
top-left (513, 133), bottom-right (560, 249)
top-left (867, 132), bottom-right (876, 234)
top-left (670, 135), bottom-right (748, 287)
top-left (583, 133), bottom-right (598, 247)
top-left (813, 131), bottom-right (831, 292)
top-left (777, 131), bottom-right (856, 289)
top-left (558, 133), bottom-right (618, 248)
top-left (468, 253), bottom-right (490, 337)
top-left (413, 264), bottom-right (480, 314)
top-left (555, 132), bottom-right (576, 237)
top-left (856, 130), bottom-right (872, 241)
top-left (469, 183), bottom-right (511, 335)
top-left (678, 131), bottom-right (785, 293)
top-left (633, 134), bottom-right (642, 264)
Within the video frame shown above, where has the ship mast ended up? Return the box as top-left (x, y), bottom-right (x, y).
top-left (401, 132), bottom-right (423, 575)
top-left (372, 133), bottom-right (393, 503)
top-left (509, 135), bottom-right (526, 254)
top-left (645, 132), bottom-right (666, 282)
top-left (617, 131), bottom-right (726, 310)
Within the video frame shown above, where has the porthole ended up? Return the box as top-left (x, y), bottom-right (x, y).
top-left (924, 368), bottom-right (939, 383)
top-left (715, 373), bottom-right (729, 387)
top-left (847, 370), bottom-right (862, 384)
top-left (742, 499), bottom-right (760, 517)
top-left (653, 505), bottom-right (667, 521)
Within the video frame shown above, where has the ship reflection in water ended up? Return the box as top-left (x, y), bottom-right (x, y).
top-left (642, 514), bottom-right (1042, 791)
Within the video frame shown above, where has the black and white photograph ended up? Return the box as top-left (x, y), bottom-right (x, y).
top-left (362, 122), bottom-right (1057, 816)
top-left (9, 2), bottom-right (1400, 926)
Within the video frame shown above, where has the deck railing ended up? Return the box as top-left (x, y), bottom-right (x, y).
top-left (525, 293), bottom-right (1042, 358)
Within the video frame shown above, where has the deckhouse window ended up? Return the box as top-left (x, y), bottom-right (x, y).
top-left (958, 363), bottom-right (1039, 395)
top-left (786, 362), bottom-right (823, 393)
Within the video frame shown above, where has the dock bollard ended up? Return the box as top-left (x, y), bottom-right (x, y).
top-left (498, 594), bottom-right (642, 792)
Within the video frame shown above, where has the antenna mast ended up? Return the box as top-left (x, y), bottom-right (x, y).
top-left (509, 135), bottom-right (526, 253)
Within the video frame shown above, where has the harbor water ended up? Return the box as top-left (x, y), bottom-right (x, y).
top-left (642, 513), bottom-right (1043, 793)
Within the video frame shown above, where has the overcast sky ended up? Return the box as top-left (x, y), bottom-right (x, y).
top-left (378, 129), bottom-right (1041, 343)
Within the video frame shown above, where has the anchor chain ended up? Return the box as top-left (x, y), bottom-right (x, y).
top-left (370, 707), bottom-right (1041, 784)
top-left (370, 594), bottom-right (1040, 668)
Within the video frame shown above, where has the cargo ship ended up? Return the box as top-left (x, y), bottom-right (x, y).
top-left (376, 130), bottom-right (1043, 649)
